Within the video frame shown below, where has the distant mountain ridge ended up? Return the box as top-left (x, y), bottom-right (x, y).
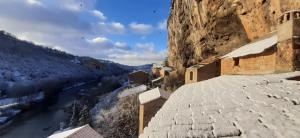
top-left (0, 31), bottom-right (150, 88)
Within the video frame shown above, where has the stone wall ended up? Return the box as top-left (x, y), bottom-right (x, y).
top-left (185, 61), bottom-right (221, 84)
top-left (139, 98), bottom-right (166, 134)
top-left (221, 48), bottom-right (277, 75)
top-left (276, 39), bottom-right (295, 72)
top-left (197, 61), bottom-right (221, 82)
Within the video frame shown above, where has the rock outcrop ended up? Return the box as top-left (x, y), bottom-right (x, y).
top-left (167, 0), bottom-right (300, 75)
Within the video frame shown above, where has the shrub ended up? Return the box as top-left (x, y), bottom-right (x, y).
top-left (37, 77), bottom-right (65, 105)
top-left (94, 95), bottom-right (139, 138)
top-left (163, 70), bottom-right (184, 92)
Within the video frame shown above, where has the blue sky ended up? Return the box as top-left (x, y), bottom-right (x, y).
top-left (0, 0), bottom-right (171, 65)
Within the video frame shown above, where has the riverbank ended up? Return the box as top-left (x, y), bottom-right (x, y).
top-left (0, 80), bottom-right (99, 138)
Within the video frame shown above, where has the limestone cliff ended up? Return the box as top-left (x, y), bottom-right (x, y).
top-left (167, 0), bottom-right (300, 74)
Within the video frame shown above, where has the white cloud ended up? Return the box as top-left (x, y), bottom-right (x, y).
top-left (26, 0), bottom-right (42, 6)
top-left (158, 19), bottom-right (167, 30)
top-left (114, 42), bottom-right (128, 49)
top-left (92, 10), bottom-right (106, 20)
top-left (90, 37), bottom-right (109, 44)
top-left (0, 0), bottom-right (165, 66)
top-left (88, 37), bottom-right (129, 51)
top-left (108, 50), bottom-right (166, 66)
top-left (129, 22), bottom-right (153, 35)
top-left (136, 43), bottom-right (155, 52)
top-left (98, 22), bottom-right (126, 35)
top-left (106, 42), bottom-right (165, 66)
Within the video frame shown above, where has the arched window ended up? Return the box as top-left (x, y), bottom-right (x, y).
top-left (287, 13), bottom-right (291, 21)
top-left (190, 71), bottom-right (193, 80)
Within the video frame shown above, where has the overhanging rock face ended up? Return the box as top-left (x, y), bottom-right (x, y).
top-left (140, 72), bottom-right (300, 138)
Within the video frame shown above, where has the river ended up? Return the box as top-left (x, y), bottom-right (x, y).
top-left (0, 81), bottom-right (98, 138)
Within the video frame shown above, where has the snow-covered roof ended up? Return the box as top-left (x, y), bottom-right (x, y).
top-left (118, 85), bottom-right (147, 98)
top-left (152, 64), bottom-right (163, 68)
top-left (162, 67), bottom-right (173, 72)
top-left (48, 125), bottom-right (102, 138)
top-left (140, 72), bottom-right (300, 138)
top-left (187, 64), bottom-right (206, 69)
top-left (151, 77), bottom-right (163, 83)
top-left (222, 34), bottom-right (278, 58)
top-left (139, 87), bottom-right (170, 104)
top-left (129, 70), bottom-right (148, 75)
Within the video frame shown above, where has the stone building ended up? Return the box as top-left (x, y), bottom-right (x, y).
top-left (221, 10), bottom-right (300, 75)
top-left (138, 88), bottom-right (170, 135)
top-left (276, 10), bottom-right (300, 72)
top-left (151, 64), bottom-right (162, 78)
top-left (159, 67), bottom-right (173, 77)
top-left (128, 71), bottom-right (149, 87)
top-left (185, 60), bottom-right (221, 84)
top-left (151, 64), bottom-right (173, 78)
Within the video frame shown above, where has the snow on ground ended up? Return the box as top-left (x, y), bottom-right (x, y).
top-left (0, 92), bottom-right (44, 109)
top-left (141, 72), bottom-right (300, 138)
top-left (0, 117), bottom-right (9, 124)
top-left (0, 109), bottom-right (21, 124)
top-left (0, 31), bottom-right (98, 93)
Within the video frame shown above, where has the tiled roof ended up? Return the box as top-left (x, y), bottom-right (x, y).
top-left (222, 34), bottom-right (278, 58)
top-left (48, 125), bottom-right (103, 138)
top-left (140, 72), bottom-right (300, 138)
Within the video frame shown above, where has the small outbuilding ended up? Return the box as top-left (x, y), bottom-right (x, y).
top-left (185, 60), bottom-right (221, 84)
top-left (47, 125), bottom-right (103, 138)
top-left (221, 10), bottom-right (300, 75)
top-left (128, 71), bottom-right (150, 87)
top-left (138, 88), bottom-right (170, 135)
top-left (221, 33), bottom-right (279, 75)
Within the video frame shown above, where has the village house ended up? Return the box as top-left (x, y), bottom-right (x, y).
top-left (185, 60), bottom-right (221, 84)
top-left (159, 66), bottom-right (173, 77)
top-left (128, 71), bottom-right (150, 87)
top-left (48, 125), bottom-right (102, 138)
top-left (185, 10), bottom-right (300, 83)
top-left (151, 64), bottom-right (173, 78)
top-left (151, 64), bottom-right (162, 78)
top-left (138, 87), bottom-right (170, 135)
top-left (221, 10), bottom-right (300, 75)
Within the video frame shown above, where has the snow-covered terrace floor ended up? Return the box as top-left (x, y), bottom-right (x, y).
top-left (140, 72), bottom-right (300, 138)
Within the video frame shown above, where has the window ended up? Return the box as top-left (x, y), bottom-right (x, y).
top-left (234, 58), bottom-right (240, 66)
top-left (295, 38), bottom-right (300, 49)
top-left (190, 71), bottom-right (193, 80)
top-left (287, 13), bottom-right (290, 21)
